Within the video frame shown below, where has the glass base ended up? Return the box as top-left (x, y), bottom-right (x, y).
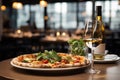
top-left (88, 68), bottom-right (101, 74)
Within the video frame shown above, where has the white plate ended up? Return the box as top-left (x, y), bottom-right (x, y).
top-left (10, 60), bottom-right (90, 72)
top-left (94, 54), bottom-right (120, 63)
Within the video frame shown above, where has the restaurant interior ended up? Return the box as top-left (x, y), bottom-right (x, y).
top-left (0, 0), bottom-right (120, 61)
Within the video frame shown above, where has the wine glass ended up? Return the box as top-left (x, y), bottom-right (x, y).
top-left (83, 20), bottom-right (102, 74)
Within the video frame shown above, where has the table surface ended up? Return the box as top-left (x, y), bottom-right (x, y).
top-left (0, 59), bottom-right (120, 80)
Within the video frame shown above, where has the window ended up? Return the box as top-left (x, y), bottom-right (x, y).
top-left (17, 5), bottom-right (44, 29)
top-left (2, 0), bottom-right (120, 30)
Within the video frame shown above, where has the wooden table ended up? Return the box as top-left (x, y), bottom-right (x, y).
top-left (0, 59), bottom-right (120, 80)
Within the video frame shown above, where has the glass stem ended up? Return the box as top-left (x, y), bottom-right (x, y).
top-left (91, 48), bottom-right (94, 70)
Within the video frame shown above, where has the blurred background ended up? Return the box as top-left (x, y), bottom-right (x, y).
top-left (0, 0), bottom-right (120, 61)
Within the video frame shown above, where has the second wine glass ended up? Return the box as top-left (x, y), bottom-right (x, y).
top-left (84, 20), bottom-right (103, 74)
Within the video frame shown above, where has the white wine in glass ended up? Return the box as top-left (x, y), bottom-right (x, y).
top-left (84, 20), bottom-right (102, 74)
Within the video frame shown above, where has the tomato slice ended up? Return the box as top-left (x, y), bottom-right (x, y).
top-left (42, 59), bottom-right (49, 64)
top-left (61, 59), bottom-right (69, 64)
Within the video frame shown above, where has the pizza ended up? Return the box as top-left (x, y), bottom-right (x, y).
top-left (11, 50), bottom-right (90, 68)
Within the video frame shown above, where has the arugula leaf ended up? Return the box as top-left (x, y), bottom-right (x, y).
top-left (36, 52), bottom-right (42, 60)
top-left (36, 50), bottom-right (61, 63)
top-left (22, 60), bottom-right (29, 63)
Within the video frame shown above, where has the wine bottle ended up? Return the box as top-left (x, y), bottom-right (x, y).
top-left (96, 6), bottom-right (105, 43)
top-left (93, 6), bottom-right (106, 60)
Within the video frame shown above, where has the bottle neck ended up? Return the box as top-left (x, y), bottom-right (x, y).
top-left (96, 15), bottom-right (105, 41)
top-left (96, 15), bottom-right (104, 31)
top-left (96, 16), bottom-right (102, 21)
